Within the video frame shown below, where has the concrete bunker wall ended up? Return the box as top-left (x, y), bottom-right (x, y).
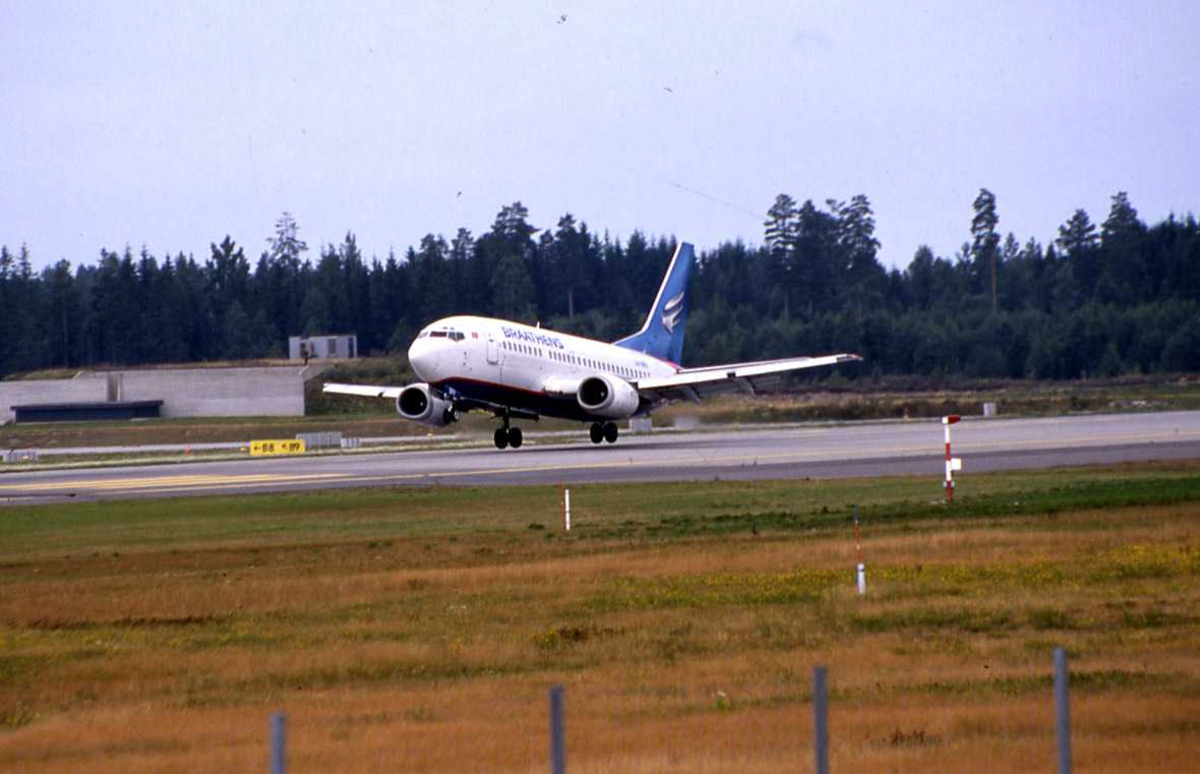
top-left (117, 367), bottom-right (307, 417)
top-left (0, 375), bottom-right (109, 424)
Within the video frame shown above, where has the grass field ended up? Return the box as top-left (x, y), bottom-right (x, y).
top-left (1, 463), bottom-right (1198, 772)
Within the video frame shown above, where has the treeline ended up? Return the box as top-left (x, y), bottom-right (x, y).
top-left (1, 192), bottom-right (1198, 381)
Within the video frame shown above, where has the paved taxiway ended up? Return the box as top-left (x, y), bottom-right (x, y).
top-left (1, 411), bottom-right (1198, 504)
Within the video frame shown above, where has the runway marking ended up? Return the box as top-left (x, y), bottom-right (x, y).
top-left (0, 472), bottom-right (347, 493)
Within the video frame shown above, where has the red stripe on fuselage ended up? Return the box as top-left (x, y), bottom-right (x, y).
top-left (431, 375), bottom-right (553, 399)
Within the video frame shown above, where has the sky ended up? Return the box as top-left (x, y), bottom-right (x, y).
top-left (3, 1), bottom-right (1198, 272)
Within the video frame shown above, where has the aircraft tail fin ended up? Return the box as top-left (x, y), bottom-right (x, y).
top-left (613, 242), bottom-right (694, 364)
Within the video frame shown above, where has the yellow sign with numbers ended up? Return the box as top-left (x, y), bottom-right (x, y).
top-left (249, 439), bottom-right (306, 456)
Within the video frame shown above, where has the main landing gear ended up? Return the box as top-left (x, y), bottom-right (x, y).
top-left (589, 421), bottom-right (619, 444)
top-left (493, 415), bottom-right (523, 449)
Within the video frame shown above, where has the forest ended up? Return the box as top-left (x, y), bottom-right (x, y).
top-left (1, 189), bottom-right (1198, 381)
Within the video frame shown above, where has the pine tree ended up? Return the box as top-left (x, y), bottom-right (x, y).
top-left (971, 188), bottom-right (1000, 312)
top-left (792, 199), bottom-right (838, 317)
top-left (763, 193), bottom-right (798, 255)
top-left (906, 245), bottom-right (936, 311)
top-left (0, 247), bottom-right (14, 377)
top-left (1056, 209), bottom-right (1098, 257)
top-left (265, 213), bottom-right (309, 337)
top-left (831, 195), bottom-right (884, 313)
top-left (268, 212), bottom-right (308, 268)
top-left (5, 246), bottom-right (45, 373)
top-left (135, 247), bottom-right (163, 362)
top-left (1101, 191), bottom-right (1141, 244)
top-left (1056, 209), bottom-right (1101, 298)
top-left (337, 232), bottom-right (371, 346)
top-left (44, 259), bottom-right (81, 368)
top-left (1100, 191), bottom-right (1146, 302)
top-left (490, 253), bottom-right (536, 322)
top-left (300, 287), bottom-right (332, 336)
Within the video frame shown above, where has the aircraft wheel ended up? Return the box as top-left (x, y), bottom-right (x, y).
top-left (494, 428), bottom-right (509, 449)
top-left (589, 423), bottom-right (604, 444)
top-left (603, 421), bottom-right (619, 444)
top-left (508, 427), bottom-right (523, 449)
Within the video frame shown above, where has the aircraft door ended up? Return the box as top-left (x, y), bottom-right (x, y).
top-left (487, 337), bottom-right (499, 365)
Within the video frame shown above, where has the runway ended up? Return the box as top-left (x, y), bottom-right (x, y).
top-left (1, 411), bottom-right (1198, 504)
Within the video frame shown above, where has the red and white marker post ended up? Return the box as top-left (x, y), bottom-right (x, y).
top-left (942, 415), bottom-right (963, 502)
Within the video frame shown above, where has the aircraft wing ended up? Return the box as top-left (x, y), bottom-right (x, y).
top-left (634, 354), bottom-right (861, 402)
top-left (323, 381), bottom-right (540, 421)
top-left (322, 383), bottom-right (405, 399)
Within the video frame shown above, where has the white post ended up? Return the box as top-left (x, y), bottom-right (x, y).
top-left (563, 487), bottom-right (571, 532)
top-left (853, 505), bottom-right (866, 595)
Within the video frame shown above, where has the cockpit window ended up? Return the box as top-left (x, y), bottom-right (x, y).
top-left (429, 331), bottom-right (448, 338)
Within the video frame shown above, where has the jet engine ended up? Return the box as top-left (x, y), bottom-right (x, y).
top-left (397, 384), bottom-right (458, 427)
top-left (577, 375), bottom-right (640, 419)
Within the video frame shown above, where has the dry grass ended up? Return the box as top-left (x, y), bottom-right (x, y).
top-left (1, 467), bottom-right (1198, 772)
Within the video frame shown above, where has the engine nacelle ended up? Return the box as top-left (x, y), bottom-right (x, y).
top-left (577, 375), bottom-right (640, 419)
top-left (396, 384), bottom-right (457, 427)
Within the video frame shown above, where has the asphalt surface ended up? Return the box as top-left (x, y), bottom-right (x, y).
top-left (1, 411), bottom-right (1198, 504)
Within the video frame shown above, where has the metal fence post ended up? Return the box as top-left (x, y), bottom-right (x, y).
top-left (813, 666), bottom-right (829, 774)
top-left (550, 684), bottom-right (566, 774)
top-left (1054, 648), bottom-right (1072, 774)
top-left (270, 712), bottom-right (287, 774)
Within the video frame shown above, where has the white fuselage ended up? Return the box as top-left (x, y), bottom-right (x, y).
top-left (407, 315), bottom-right (679, 420)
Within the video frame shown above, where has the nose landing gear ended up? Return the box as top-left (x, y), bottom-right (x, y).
top-left (589, 422), bottom-right (619, 444)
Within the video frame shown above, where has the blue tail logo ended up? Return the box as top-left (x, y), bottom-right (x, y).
top-left (614, 242), bottom-right (694, 364)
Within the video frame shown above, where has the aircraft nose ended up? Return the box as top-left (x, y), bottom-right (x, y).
top-left (408, 338), bottom-right (440, 381)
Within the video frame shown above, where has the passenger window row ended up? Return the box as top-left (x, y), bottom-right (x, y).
top-left (499, 340), bottom-right (648, 379)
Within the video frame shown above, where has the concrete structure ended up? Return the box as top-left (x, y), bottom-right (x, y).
top-left (114, 366), bottom-right (317, 417)
top-left (1, 365), bottom-right (325, 423)
top-left (0, 373), bottom-right (108, 424)
top-left (289, 334), bottom-right (357, 361)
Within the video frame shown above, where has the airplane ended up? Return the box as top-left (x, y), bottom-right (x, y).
top-left (323, 241), bottom-right (861, 449)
